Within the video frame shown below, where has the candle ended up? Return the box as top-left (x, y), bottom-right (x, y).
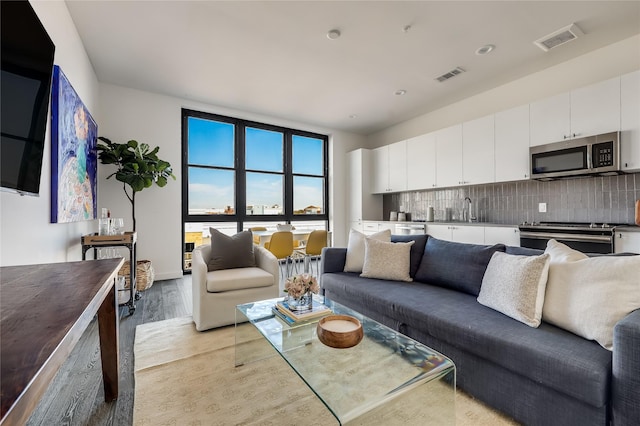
top-left (322, 319), bottom-right (359, 333)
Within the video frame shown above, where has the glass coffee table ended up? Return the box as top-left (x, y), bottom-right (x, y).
top-left (235, 296), bottom-right (456, 425)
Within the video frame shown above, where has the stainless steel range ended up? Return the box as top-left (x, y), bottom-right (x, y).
top-left (518, 222), bottom-right (619, 254)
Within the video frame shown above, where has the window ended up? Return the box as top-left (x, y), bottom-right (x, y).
top-left (182, 109), bottom-right (329, 271)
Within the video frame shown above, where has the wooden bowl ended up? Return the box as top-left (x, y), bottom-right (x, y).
top-left (316, 315), bottom-right (363, 349)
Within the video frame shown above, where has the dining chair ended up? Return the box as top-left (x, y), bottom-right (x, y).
top-left (249, 226), bottom-right (267, 245)
top-left (264, 231), bottom-right (296, 278)
top-left (295, 230), bottom-right (328, 276)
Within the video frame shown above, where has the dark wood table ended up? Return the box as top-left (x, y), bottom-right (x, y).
top-left (0, 258), bottom-right (124, 425)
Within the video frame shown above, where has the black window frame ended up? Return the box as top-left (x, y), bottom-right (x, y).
top-left (181, 108), bottom-right (329, 253)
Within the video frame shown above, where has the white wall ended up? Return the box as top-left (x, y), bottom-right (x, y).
top-left (98, 84), bottom-right (365, 280)
top-left (0, 1), bottom-right (99, 266)
top-left (367, 34), bottom-right (640, 147)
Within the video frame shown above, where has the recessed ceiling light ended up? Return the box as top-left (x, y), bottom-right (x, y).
top-left (475, 44), bottom-right (495, 55)
top-left (349, 114), bottom-right (358, 119)
top-left (394, 90), bottom-right (407, 96)
top-left (327, 29), bottom-right (341, 40)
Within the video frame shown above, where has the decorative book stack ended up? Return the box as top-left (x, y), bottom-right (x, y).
top-left (272, 300), bottom-right (331, 325)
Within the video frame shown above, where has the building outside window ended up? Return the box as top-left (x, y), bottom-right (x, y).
top-left (182, 109), bottom-right (328, 271)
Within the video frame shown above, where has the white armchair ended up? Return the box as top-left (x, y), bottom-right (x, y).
top-left (191, 244), bottom-right (279, 331)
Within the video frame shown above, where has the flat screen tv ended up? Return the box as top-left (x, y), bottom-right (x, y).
top-left (1, 0), bottom-right (55, 196)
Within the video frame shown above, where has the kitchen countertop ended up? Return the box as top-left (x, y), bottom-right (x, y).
top-left (615, 225), bottom-right (640, 232)
top-left (366, 220), bottom-right (518, 228)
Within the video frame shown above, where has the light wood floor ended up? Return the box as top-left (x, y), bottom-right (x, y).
top-left (26, 276), bottom-right (193, 426)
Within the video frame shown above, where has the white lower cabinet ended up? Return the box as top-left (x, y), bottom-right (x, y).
top-left (362, 221), bottom-right (395, 236)
top-left (426, 224), bottom-right (520, 246)
top-left (614, 231), bottom-right (640, 254)
top-left (484, 226), bottom-right (520, 246)
top-left (426, 224), bottom-right (485, 244)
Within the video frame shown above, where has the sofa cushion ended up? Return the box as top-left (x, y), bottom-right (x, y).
top-left (477, 252), bottom-right (550, 327)
top-left (322, 272), bottom-right (612, 408)
top-left (206, 267), bottom-right (274, 292)
top-left (344, 228), bottom-right (391, 273)
top-left (414, 237), bottom-right (505, 296)
top-left (543, 240), bottom-right (640, 350)
top-left (506, 246), bottom-right (544, 256)
top-left (207, 228), bottom-right (255, 272)
top-left (391, 234), bottom-right (428, 278)
top-left (361, 238), bottom-right (414, 282)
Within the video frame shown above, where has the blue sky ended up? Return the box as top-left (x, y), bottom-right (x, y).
top-left (188, 117), bottom-right (323, 211)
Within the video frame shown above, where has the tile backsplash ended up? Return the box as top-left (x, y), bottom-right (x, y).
top-left (384, 172), bottom-right (640, 225)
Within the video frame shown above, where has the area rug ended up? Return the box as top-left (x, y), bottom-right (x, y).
top-left (133, 316), bottom-right (519, 425)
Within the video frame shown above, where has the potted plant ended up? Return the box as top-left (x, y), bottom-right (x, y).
top-left (97, 137), bottom-right (175, 231)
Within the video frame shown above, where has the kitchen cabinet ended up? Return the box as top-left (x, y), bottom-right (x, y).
top-left (426, 224), bottom-right (485, 244)
top-left (570, 76), bottom-right (620, 139)
top-left (362, 221), bottom-right (395, 236)
top-left (614, 230), bottom-right (640, 254)
top-left (621, 70), bottom-right (640, 172)
top-left (407, 132), bottom-right (437, 190)
top-left (435, 124), bottom-right (463, 188)
top-left (462, 115), bottom-right (495, 185)
top-left (371, 141), bottom-right (407, 193)
top-left (529, 92), bottom-right (570, 147)
top-left (484, 226), bottom-right (520, 246)
top-left (347, 149), bottom-right (382, 224)
top-left (495, 105), bottom-right (530, 181)
top-left (530, 77), bottom-right (621, 146)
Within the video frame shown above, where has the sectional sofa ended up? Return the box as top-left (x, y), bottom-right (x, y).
top-left (320, 233), bottom-right (640, 426)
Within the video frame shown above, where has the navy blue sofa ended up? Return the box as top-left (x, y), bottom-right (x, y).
top-left (320, 234), bottom-right (640, 426)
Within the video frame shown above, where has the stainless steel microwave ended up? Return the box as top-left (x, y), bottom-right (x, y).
top-left (530, 131), bottom-right (621, 180)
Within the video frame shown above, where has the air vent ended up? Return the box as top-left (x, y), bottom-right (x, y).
top-left (435, 67), bottom-right (465, 83)
top-left (534, 23), bottom-right (583, 52)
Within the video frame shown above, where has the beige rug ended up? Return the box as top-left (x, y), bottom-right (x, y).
top-left (133, 316), bottom-right (519, 425)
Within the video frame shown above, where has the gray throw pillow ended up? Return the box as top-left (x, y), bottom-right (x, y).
top-left (207, 228), bottom-right (256, 271)
top-left (414, 237), bottom-right (506, 296)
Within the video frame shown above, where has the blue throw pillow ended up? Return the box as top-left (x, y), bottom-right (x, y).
top-left (414, 236), bottom-right (506, 296)
top-left (391, 234), bottom-right (429, 278)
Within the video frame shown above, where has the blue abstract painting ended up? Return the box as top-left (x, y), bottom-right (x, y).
top-left (50, 65), bottom-right (97, 223)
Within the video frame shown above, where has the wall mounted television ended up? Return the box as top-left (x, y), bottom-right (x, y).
top-left (1, 0), bottom-right (56, 196)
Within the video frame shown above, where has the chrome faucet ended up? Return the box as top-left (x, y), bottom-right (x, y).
top-left (463, 197), bottom-right (472, 222)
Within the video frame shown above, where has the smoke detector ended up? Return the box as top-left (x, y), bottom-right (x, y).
top-left (534, 23), bottom-right (583, 52)
top-left (435, 67), bottom-right (465, 83)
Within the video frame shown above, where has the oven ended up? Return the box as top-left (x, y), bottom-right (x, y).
top-left (518, 222), bottom-right (616, 254)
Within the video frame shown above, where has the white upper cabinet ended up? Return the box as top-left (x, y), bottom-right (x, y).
top-left (495, 104), bottom-right (530, 181)
top-left (371, 141), bottom-right (407, 193)
top-left (621, 70), bottom-right (640, 172)
top-left (435, 124), bottom-right (463, 188)
top-left (529, 92), bottom-right (571, 146)
top-left (530, 77), bottom-right (621, 146)
top-left (407, 132), bottom-right (437, 190)
top-left (462, 115), bottom-right (495, 185)
top-left (370, 145), bottom-right (389, 193)
top-left (570, 76), bottom-right (620, 139)
top-left (388, 141), bottom-right (407, 191)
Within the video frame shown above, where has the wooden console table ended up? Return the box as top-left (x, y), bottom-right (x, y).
top-left (0, 258), bottom-right (123, 426)
top-left (81, 232), bottom-right (137, 315)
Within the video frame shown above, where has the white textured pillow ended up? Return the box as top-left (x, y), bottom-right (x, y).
top-left (361, 238), bottom-right (415, 282)
top-left (545, 239), bottom-right (588, 263)
top-left (477, 252), bottom-right (550, 327)
top-left (344, 228), bottom-right (391, 273)
top-left (543, 240), bottom-right (640, 350)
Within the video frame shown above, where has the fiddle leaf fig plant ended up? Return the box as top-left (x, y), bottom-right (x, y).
top-left (97, 137), bottom-right (175, 232)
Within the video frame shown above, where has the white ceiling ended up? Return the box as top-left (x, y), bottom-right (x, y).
top-left (65, 1), bottom-right (640, 136)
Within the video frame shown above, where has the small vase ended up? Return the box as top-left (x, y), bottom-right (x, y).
top-left (287, 291), bottom-right (313, 311)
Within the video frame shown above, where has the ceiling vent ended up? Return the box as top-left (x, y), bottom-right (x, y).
top-left (534, 23), bottom-right (583, 52)
top-left (435, 67), bottom-right (465, 83)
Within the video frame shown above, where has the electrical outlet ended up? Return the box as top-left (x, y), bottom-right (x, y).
top-left (538, 202), bottom-right (547, 213)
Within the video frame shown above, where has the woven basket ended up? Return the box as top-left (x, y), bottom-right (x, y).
top-left (118, 260), bottom-right (155, 292)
